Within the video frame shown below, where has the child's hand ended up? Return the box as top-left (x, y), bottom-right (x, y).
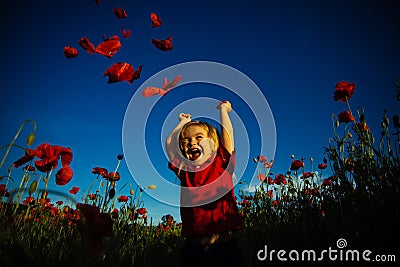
top-left (178, 113), bottom-right (191, 123)
top-left (217, 100), bottom-right (232, 112)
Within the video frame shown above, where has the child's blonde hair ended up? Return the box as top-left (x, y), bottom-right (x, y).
top-left (178, 121), bottom-right (220, 156)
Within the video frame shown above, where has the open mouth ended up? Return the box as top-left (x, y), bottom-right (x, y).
top-left (188, 148), bottom-right (202, 161)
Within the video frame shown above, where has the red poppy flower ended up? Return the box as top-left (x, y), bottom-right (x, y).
top-left (87, 193), bottom-right (96, 200)
top-left (121, 27), bottom-right (131, 38)
top-left (69, 186), bottom-right (80, 194)
top-left (266, 190), bottom-right (273, 198)
top-left (107, 172), bottom-right (120, 181)
top-left (64, 46), bottom-right (79, 58)
top-left (0, 184), bottom-right (9, 197)
top-left (103, 62), bottom-right (143, 84)
top-left (92, 167), bottom-right (108, 178)
top-left (333, 81), bottom-right (355, 102)
top-left (56, 166), bottom-right (74, 186)
top-left (78, 37), bottom-right (96, 54)
top-left (152, 36), bottom-right (173, 51)
top-left (290, 160), bottom-right (304, 171)
top-left (257, 155), bottom-right (267, 162)
top-left (150, 13), bottom-right (162, 28)
top-left (274, 174), bottom-right (287, 185)
top-left (13, 148), bottom-right (36, 168)
top-left (136, 207), bottom-right (147, 215)
top-left (114, 7), bottom-right (128, 19)
top-left (76, 203), bottom-right (113, 255)
top-left (117, 195), bottom-right (129, 202)
top-left (338, 110), bottom-right (355, 124)
top-left (95, 35), bottom-right (122, 58)
top-left (322, 179), bottom-right (333, 187)
top-left (318, 163), bottom-right (327, 169)
top-left (56, 200), bottom-right (63, 205)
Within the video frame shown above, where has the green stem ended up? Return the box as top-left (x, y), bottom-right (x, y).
top-left (0, 119), bottom-right (36, 169)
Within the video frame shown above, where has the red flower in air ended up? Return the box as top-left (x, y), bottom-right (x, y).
top-left (333, 81), bottom-right (355, 102)
top-left (117, 195), bottom-right (128, 202)
top-left (274, 174), bottom-right (287, 185)
top-left (56, 166), bottom-right (74, 185)
top-left (318, 163), bottom-right (327, 169)
top-left (69, 186), bottom-right (80, 194)
top-left (121, 27), bottom-right (131, 38)
top-left (76, 203), bottom-right (113, 255)
top-left (103, 62), bottom-right (143, 84)
top-left (150, 13), bottom-right (162, 28)
top-left (290, 160), bottom-right (304, 171)
top-left (95, 35), bottom-right (122, 58)
top-left (338, 110), bottom-right (355, 124)
top-left (78, 37), bottom-right (96, 54)
top-left (152, 36), bottom-right (173, 51)
top-left (114, 7), bottom-right (128, 19)
top-left (301, 171), bottom-right (314, 179)
top-left (64, 46), bottom-right (78, 58)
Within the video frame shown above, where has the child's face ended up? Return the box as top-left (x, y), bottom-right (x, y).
top-left (181, 125), bottom-right (216, 163)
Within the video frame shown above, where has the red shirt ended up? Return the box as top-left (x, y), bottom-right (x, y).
top-left (168, 145), bottom-right (244, 237)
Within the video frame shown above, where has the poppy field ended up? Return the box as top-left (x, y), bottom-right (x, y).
top-left (1, 81), bottom-right (399, 267)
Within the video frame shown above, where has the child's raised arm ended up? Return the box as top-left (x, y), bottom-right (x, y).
top-left (217, 101), bottom-right (234, 154)
top-left (165, 113), bottom-right (191, 160)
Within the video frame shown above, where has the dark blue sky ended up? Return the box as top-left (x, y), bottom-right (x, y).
top-left (1, 0), bottom-right (399, 222)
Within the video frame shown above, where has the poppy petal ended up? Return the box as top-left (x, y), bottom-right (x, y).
top-left (95, 35), bottom-right (122, 58)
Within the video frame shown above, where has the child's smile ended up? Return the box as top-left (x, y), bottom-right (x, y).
top-left (181, 125), bottom-right (216, 163)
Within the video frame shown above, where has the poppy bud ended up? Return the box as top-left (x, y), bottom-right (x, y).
top-left (109, 188), bottom-right (116, 199)
top-left (26, 133), bottom-right (35, 146)
top-left (359, 113), bottom-right (365, 122)
top-left (29, 180), bottom-right (38, 195)
top-left (147, 184), bottom-right (156, 190)
top-left (290, 155), bottom-right (295, 159)
top-left (117, 154), bottom-right (124, 160)
top-left (129, 189), bottom-right (135, 195)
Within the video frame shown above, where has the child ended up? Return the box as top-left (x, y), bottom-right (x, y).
top-left (166, 100), bottom-right (244, 267)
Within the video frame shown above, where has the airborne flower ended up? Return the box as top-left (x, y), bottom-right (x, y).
top-left (69, 186), bottom-right (80, 194)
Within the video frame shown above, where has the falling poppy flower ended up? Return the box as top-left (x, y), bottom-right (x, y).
top-left (114, 7), bottom-right (128, 19)
top-left (63, 46), bottom-right (79, 58)
top-left (78, 37), bottom-right (96, 54)
top-left (290, 159), bottom-right (304, 171)
top-left (338, 110), bottom-right (355, 124)
top-left (152, 36), bottom-right (173, 51)
top-left (56, 165), bottom-right (74, 185)
top-left (95, 35), bottom-right (122, 58)
top-left (150, 13), bottom-right (162, 28)
top-left (333, 81), bottom-right (355, 102)
top-left (142, 75), bottom-right (182, 97)
top-left (121, 27), bottom-right (131, 38)
top-left (103, 62), bottom-right (143, 84)
top-left (69, 186), bottom-right (80, 194)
